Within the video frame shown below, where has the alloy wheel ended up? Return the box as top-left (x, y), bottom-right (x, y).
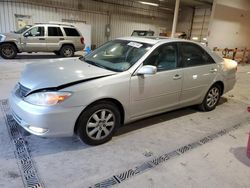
top-left (63, 48), bottom-right (73, 57)
top-left (86, 109), bottom-right (115, 140)
top-left (2, 46), bottom-right (14, 57)
top-left (206, 87), bottom-right (220, 108)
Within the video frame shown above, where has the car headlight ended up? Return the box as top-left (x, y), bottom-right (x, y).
top-left (0, 34), bottom-right (6, 42)
top-left (24, 91), bottom-right (72, 106)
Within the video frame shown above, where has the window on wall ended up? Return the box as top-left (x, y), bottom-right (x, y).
top-left (144, 43), bottom-right (178, 71)
top-left (180, 43), bottom-right (215, 67)
top-left (48, 27), bottom-right (63, 36)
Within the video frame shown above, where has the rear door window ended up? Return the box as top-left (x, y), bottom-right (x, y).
top-left (180, 42), bottom-right (215, 67)
top-left (48, 27), bottom-right (63, 36)
top-left (63, 28), bottom-right (80, 36)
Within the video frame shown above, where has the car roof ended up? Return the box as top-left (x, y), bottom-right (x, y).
top-left (34, 23), bottom-right (75, 27)
top-left (117, 36), bottom-right (189, 45)
top-left (117, 36), bottom-right (224, 63)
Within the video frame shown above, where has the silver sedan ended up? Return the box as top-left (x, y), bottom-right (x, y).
top-left (9, 37), bottom-right (237, 145)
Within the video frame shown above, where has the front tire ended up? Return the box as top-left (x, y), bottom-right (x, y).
top-left (199, 84), bottom-right (221, 111)
top-left (76, 101), bottom-right (121, 145)
top-left (60, 45), bottom-right (74, 57)
top-left (0, 43), bottom-right (17, 59)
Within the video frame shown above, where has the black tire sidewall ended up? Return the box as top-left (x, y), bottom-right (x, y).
top-left (76, 102), bottom-right (121, 145)
top-left (54, 51), bottom-right (60, 56)
top-left (60, 45), bottom-right (74, 57)
top-left (0, 43), bottom-right (17, 59)
top-left (201, 85), bottom-right (221, 111)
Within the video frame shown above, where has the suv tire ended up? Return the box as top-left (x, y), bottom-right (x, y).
top-left (76, 101), bottom-right (121, 145)
top-left (0, 43), bottom-right (17, 59)
top-left (54, 51), bottom-right (60, 56)
top-left (60, 45), bottom-right (74, 57)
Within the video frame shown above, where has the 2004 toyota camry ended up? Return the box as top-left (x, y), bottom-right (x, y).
top-left (9, 37), bottom-right (237, 145)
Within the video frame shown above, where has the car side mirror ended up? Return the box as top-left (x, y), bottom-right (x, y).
top-left (137, 65), bottom-right (157, 75)
top-left (24, 32), bottom-right (29, 37)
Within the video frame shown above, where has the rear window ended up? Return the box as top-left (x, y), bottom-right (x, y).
top-left (63, 27), bottom-right (80, 36)
top-left (48, 27), bottom-right (63, 36)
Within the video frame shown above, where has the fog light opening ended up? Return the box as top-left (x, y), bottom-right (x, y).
top-left (28, 126), bottom-right (48, 133)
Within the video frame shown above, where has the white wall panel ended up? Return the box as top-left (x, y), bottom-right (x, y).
top-left (208, 0), bottom-right (250, 49)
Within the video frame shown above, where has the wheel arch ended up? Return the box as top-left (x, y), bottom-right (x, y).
top-left (0, 41), bottom-right (20, 52)
top-left (74, 98), bottom-right (125, 134)
top-left (60, 43), bottom-right (75, 51)
top-left (213, 81), bottom-right (224, 95)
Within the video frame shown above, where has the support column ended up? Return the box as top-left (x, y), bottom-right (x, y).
top-left (171, 0), bottom-right (180, 38)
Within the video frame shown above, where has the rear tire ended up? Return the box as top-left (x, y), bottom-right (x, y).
top-left (199, 84), bottom-right (221, 111)
top-left (0, 43), bottom-right (17, 59)
top-left (76, 101), bottom-right (121, 145)
top-left (60, 45), bottom-right (74, 57)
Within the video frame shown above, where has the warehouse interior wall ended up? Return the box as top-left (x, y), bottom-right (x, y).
top-left (0, 0), bottom-right (194, 47)
top-left (208, 0), bottom-right (250, 49)
top-left (176, 7), bottom-right (194, 37)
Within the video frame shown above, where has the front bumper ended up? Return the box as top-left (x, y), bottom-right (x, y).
top-left (9, 91), bottom-right (85, 137)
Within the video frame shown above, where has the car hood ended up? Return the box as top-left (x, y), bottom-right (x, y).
top-left (20, 57), bottom-right (116, 91)
top-left (1, 32), bottom-right (20, 39)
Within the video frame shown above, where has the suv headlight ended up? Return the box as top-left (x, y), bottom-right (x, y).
top-left (0, 34), bottom-right (6, 42)
top-left (24, 91), bottom-right (72, 106)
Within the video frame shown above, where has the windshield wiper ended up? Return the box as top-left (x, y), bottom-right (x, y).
top-left (80, 56), bottom-right (121, 72)
top-left (83, 58), bottom-right (109, 70)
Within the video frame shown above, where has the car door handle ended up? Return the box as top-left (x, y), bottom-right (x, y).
top-left (210, 68), bottom-right (217, 73)
top-left (59, 38), bottom-right (65, 40)
top-left (173, 74), bottom-right (182, 80)
top-left (39, 38), bottom-right (45, 40)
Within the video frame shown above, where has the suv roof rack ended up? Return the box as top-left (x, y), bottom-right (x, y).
top-left (34, 22), bottom-right (75, 27)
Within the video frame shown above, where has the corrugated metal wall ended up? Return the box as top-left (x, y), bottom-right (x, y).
top-left (177, 7), bottom-right (194, 37)
top-left (190, 7), bottom-right (211, 42)
top-left (0, 1), bottom-right (109, 46)
top-left (0, 0), bottom-right (193, 46)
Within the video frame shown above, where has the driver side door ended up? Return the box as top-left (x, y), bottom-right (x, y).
top-left (21, 26), bottom-right (47, 52)
top-left (129, 43), bottom-right (183, 119)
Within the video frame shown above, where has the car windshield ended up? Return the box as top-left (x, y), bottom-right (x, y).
top-left (14, 25), bottom-right (32, 34)
top-left (80, 40), bottom-right (152, 72)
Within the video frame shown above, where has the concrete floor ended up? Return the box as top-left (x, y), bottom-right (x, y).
top-left (0, 53), bottom-right (250, 188)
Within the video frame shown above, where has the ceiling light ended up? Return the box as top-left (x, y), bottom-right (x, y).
top-left (139, 1), bottom-right (159, 7)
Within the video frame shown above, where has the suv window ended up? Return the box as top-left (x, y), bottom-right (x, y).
top-left (26, 26), bottom-right (44, 37)
top-left (180, 43), bottom-right (215, 67)
top-left (48, 27), bottom-right (63, 36)
top-left (144, 43), bottom-right (178, 71)
top-left (63, 27), bottom-right (80, 36)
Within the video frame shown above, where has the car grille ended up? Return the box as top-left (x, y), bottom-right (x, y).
top-left (15, 83), bottom-right (31, 98)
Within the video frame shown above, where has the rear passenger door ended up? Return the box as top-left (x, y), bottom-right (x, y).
top-left (46, 26), bottom-right (64, 51)
top-left (62, 27), bottom-right (82, 50)
top-left (179, 42), bottom-right (218, 105)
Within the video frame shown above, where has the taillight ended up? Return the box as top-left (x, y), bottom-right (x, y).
top-left (80, 37), bottom-right (84, 44)
top-left (248, 106), bottom-right (250, 113)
